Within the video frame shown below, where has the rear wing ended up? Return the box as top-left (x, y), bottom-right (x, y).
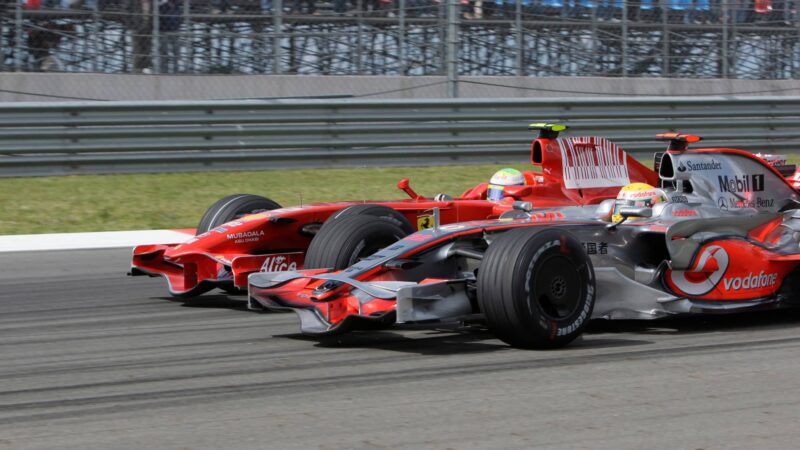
top-left (655, 131), bottom-right (799, 189)
top-left (528, 124), bottom-right (659, 199)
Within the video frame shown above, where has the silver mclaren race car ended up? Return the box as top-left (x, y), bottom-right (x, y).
top-left (248, 130), bottom-right (800, 349)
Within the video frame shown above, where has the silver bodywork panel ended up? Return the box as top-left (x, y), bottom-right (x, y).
top-left (396, 280), bottom-right (473, 324)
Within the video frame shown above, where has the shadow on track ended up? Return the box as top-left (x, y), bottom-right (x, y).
top-left (586, 308), bottom-right (800, 336)
top-left (277, 328), bottom-right (508, 355)
top-left (163, 294), bottom-right (800, 354)
top-left (275, 308), bottom-right (800, 353)
top-left (275, 324), bottom-right (652, 355)
top-left (158, 294), bottom-right (253, 312)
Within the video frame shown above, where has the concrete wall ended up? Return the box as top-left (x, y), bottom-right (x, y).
top-left (1, 73), bottom-right (800, 102)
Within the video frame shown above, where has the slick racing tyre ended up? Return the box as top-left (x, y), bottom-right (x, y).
top-left (477, 228), bottom-right (595, 349)
top-left (196, 194), bottom-right (281, 235)
top-left (320, 204), bottom-right (415, 235)
top-left (304, 214), bottom-right (409, 270)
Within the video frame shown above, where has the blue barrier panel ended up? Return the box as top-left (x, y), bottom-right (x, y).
top-left (695, 0), bottom-right (710, 11)
top-left (668, 0), bottom-right (691, 10)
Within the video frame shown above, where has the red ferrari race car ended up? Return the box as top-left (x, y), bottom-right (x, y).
top-left (248, 133), bottom-right (800, 349)
top-left (131, 124), bottom-right (657, 297)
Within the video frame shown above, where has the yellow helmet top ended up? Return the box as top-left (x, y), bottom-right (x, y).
top-left (611, 183), bottom-right (667, 222)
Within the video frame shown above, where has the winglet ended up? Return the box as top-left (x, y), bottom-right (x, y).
top-left (656, 133), bottom-right (702, 151)
top-left (529, 123), bottom-right (568, 139)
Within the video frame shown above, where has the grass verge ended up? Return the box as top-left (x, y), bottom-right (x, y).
top-left (5, 153), bottom-right (797, 235)
top-left (0, 164), bottom-right (531, 235)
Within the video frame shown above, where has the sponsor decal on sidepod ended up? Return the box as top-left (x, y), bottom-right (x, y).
top-left (668, 245), bottom-right (729, 296)
top-left (722, 271), bottom-right (778, 291)
top-left (668, 245), bottom-right (780, 297)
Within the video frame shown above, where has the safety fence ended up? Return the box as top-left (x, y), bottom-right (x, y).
top-left (2, 95), bottom-right (800, 176)
top-left (2, 0), bottom-right (800, 81)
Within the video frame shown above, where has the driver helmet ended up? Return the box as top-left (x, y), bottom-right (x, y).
top-left (487, 168), bottom-right (525, 201)
top-left (611, 183), bottom-right (667, 222)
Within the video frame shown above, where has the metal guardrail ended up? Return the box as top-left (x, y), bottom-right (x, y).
top-left (2, 96), bottom-right (800, 177)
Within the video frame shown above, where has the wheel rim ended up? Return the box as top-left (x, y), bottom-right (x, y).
top-left (531, 253), bottom-right (582, 320)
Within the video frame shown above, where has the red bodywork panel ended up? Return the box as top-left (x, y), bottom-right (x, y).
top-left (665, 239), bottom-right (797, 301)
top-left (132, 135), bottom-right (658, 295)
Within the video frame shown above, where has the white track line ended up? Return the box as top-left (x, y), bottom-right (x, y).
top-left (0, 229), bottom-right (195, 253)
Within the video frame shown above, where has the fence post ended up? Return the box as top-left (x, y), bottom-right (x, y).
top-left (661, 0), bottom-right (669, 77)
top-left (621, 0), bottom-right (628, 76)
top-left (515, 0), bottom-right (523, 76)
top-left (590, 4), bottom-right (598, 74)
top-left (356, 0), bottom-right (364, 74)
top-left (0, 10), bottom-right (5, 71)
top-left (790, 11), bottom-right (800, 80)
top-left (446, 0), bottom-right (459, 97)
top-left (731, 0), bottom-right (737, 78)
top-left (399, 0), bottom-right (406, 75)
top-left (721, 0), bottom-right (728, 78)
top-left (14, 0), bottom-right (22, 72)
top-left (273, 0), bottom-right (282, 74)
top-left (0, 16), bottom-right (3, 72)
top-left (92, 1), bottom-right (100, 72)
top-left (183, 0), bottom-right (191, 73)
top-left (152, 0), bottom-right (160, 74)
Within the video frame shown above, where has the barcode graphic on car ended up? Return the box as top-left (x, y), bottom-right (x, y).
top-left (558, 137), bottom-right (631, 189)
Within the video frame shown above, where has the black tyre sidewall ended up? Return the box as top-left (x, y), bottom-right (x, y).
top-left (478, 228), bottom-right (595, 349)
top-left (304, 215), bottom-right (408, 270)
top-left (196, 194), bottom-right (281, 235)
top-left (322, 204), bottom-right (415, 235)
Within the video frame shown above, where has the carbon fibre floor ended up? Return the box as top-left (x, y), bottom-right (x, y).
top-left (1, 249), bottom-right (800, 449)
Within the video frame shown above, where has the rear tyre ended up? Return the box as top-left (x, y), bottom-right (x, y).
top-left (304, 215), bottom-right (408, 270)
top-left (196, 194), bottom-right (281, 235)
top-left (477, 228), bottom-right (595, 349)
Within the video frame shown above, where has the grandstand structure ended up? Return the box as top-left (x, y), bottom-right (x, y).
top-left (0, 0), bottom-right (798, 80)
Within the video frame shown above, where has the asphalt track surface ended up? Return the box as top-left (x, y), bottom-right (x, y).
top-left (2, 249), bottom-right (800, 449)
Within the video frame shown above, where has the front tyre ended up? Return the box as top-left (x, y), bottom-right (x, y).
top-left (477, 228), bottom-right (595, 349)
top-left (304, 215), bottom-right (408, 270)
top-left (320, 204), bottom-right (415, 235)
top-left (196, 194), bottom-right (281, 235)
top-left (196, 194), bottom-right (281, 295)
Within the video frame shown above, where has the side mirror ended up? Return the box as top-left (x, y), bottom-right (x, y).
top-left (618, 206), bottom-right (653, 219)
top-left (512, 201), bottom-right (534, 213)
top-left (607, 206), bottom-right (652, 230)
top-left (397, 178), bottom-right (423, 200)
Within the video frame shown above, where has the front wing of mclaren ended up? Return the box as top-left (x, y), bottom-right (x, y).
top-left (249, 269), bottom-right (475, 334)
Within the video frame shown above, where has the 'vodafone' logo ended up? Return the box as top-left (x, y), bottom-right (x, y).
top-left (668, 245), bottom-right (729, 296)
